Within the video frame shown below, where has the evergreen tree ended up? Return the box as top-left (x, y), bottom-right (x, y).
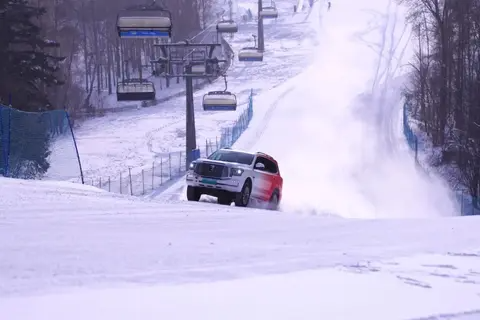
top-left (0, 0), bottom-right (64, 111)
top-left (0, 0), bottom-right (64, 179)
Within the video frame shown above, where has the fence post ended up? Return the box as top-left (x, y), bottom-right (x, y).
top-left (160, 158), bottom-right (163, 184)
top-left (120, 172), bottom-right (122, 194)
top-left (108, 176), bottom-right (111, 192)
top-left (179, 152), bottom-right (182, 173)
top-left (0, 107), bottom-right (7, 177)
top-left (460, 192), bottom-right (465, 216)
top-left (152, 162), bottom-right (155, 190)
top-left (4, 107), bottom-right (12, 177)
top-left (216, 136), bottom-right (219, 151)
top-left (169, 153), bottom-right (172, 179)
top-left (206, 139), bottom-right (208, 156)
top-left (99, 177), bottom-right (102, 189)
top-left (128, 167), bottom-right (133, 196)
top-left (142, 169), bottom-right (145, 195)
top-left (65, 111), bottom-right (85, 184)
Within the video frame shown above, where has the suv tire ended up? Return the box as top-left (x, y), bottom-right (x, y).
top-left (187, 186), bottom-right (201, 201)
top-left (235, 180), bottom-right (251, 207)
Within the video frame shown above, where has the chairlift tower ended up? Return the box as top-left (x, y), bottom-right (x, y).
top-left (152, 42), bottom-right (227, 169)
top-left (257, 0), bottom-right (265, 51)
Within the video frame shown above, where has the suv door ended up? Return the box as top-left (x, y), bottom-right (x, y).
top-left (252, 156), bottom-right (268, 200)
top-left (252, 156), bottom-right (280, 201)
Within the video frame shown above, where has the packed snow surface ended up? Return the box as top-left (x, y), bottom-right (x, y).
top-left (1, 177), bottom-right (480, 319)
top-left (1, 0), bottom-right (476, 319)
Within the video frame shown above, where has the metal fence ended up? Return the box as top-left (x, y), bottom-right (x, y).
top-left (0, 105), bottom-right (83, 182)
top-left (86, 89), bottom-right (254, 196)
top-left (403, 102), bottom-right (480, 216)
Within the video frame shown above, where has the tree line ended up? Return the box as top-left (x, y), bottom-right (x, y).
top-left (0, 0), bottom-right (216, 116)
top-left (0, 0), bottom-right (216, 179)
top-left (398, 0), bottom-right (480, 201)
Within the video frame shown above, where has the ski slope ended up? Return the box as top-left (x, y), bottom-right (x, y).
top-left (1, 175), bottom-right (480, 319)
top-left (164, 0), bottom-right (457, 218)
top-left (72, 0), bottom-right (318, 181)
top-left (234, 0), bottom-right (457, 218)
top-left (2, 0), bottom-right (478, 319)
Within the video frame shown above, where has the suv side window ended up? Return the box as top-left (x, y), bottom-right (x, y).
top-left (254, 156), bottom-right (278, 174)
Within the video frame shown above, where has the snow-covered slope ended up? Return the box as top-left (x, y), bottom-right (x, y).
top-left (73, 0), bottom-right (318, 182)
top-left (1, 176), bottom-right (480, 319)
top-left (2, 0), bottom-right (477, 319)
top-left (232, 0), bottom-right (457, 218)
top-left (161, 0), bottom-right (456, 218)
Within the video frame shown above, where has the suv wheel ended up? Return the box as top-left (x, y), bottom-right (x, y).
top-left (186, 186), bottom-right (201, 201)
top-left (267, 191), bottom-right (279, 210)
top-left (235, 181), bottom-right (251, 207)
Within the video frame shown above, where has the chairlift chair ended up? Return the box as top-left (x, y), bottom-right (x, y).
top-left (203, 76), bottom-right (237, 111)
top-left (116, 79), bottom-right (156, 101)
top-left (259, 6), bottom-right (278, 19)
top-left (238, 47), bottom-right (263, 62)
top-left (189, 63), bottom-right (207, 75)
top-left (216, 20), bottom-right (238, 33)
top-left (117, 9), bottom-right (172, 38)
top-left (203, 91), bottom-right (237, 111)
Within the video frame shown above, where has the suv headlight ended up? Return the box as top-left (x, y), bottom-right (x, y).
top-left (230, 168), bottom-right (244, 176)
top-left (189, 162), bottom-right (195, 170)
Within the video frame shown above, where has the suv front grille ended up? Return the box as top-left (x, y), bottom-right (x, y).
top-left (195, 163), bottom-right (228, 178)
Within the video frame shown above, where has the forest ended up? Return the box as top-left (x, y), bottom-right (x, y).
top-left (398, 0), bottom-right (480, 200)
top-left (0, 0), bottom-right (217, 116)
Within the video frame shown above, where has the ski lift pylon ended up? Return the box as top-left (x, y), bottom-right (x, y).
top-left (216, 20), bottom-right (238, 33)
top-left (117, 8), bottom-right (172, 38)
top-left (116, 79), bottom-right (156, 101)
top-left (259, 6), bottom-right (278, 19)
top-left (203, 76), bottom-right (237, 111)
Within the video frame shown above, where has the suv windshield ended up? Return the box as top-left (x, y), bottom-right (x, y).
top-left (208, 150), bottom-right (254, 165)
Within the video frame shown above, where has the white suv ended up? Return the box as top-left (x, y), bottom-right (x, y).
top-left (186, 148), bottom-right (283, 209)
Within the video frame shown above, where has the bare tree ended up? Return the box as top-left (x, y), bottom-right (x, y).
top-left (399, 0), bottom-right (480, 201)
top-left (31, 0), bottom-right (213, 117)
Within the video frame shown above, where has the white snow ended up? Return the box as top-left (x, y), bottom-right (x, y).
top-left (3, 260), bottom-right (480, 320)
top-left (1, 176), bottom-right (480, 319)
top-left (1, 0), bottom-right (477, 319)
top-left (227, 0), bottom-right (456, 218)
top-left (297, 0), bottom-right (304, 12)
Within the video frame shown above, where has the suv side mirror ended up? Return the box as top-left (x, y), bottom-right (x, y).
top-left (254, 162), bottom-right (265, 170)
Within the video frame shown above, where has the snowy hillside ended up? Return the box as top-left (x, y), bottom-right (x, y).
top-left (1, 174), bottom-right (480, 319)
top-left (160, 0), bottom-right (457, 218)
top-left (72, 0), bottom-right (319, 182)
top-left (2, 0), bottom-right (479, 319)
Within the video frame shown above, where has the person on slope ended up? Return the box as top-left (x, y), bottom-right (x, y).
top-left (328, 1), bottom-right (331, 10)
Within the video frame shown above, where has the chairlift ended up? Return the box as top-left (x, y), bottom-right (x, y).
top-left (238, 47), bottom-right (263, 62)
top-left (259, 6), bottom-right (278, 19)
top-left (189, 63), bottom-right (206, 74)
top-left (216, 20), bottom-right (238, 33)
top-left (116, 79), bottom-right (156, 101)
top-left (203, 76), bottom-right (237, 111)
top-left (117, 8), bottom-right (172, 38)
